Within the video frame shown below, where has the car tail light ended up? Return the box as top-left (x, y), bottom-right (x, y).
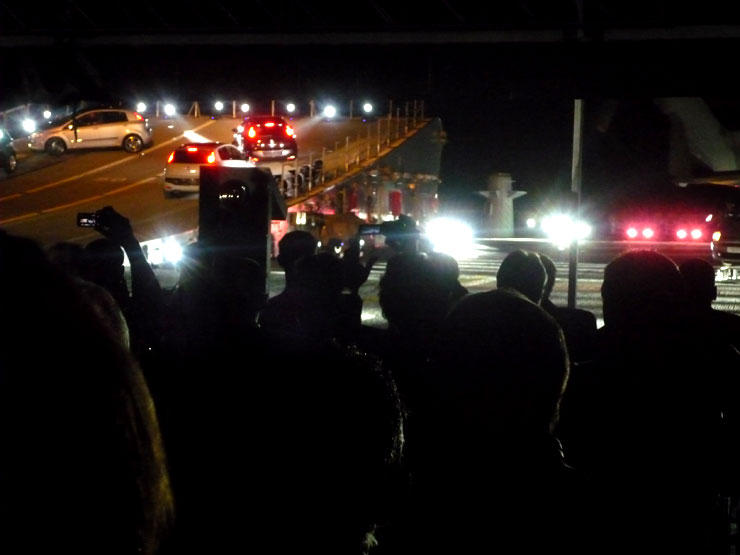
top-left (712, 231), bottom-right (721, 242)
top-left (134, 113), bottom-right (144, 121)
top-left (286, 125), bottom-right (294, 136)
top-left (676, 229), bottom-right (687, 239)
top-left (187, 147), bottom-right (198, 152)
top-left (642, 227), bottom-right (654, 239)
top-left (251, 157), bottom-right (260, 162)
top-left (690, 229), bottom-right (702, 239)
top-left (626, 227), bottom-right (638, 239)
top-left (264, 122), bottom-right (275, 127)
top-left (207, 151), bottom-right (215, 164)
top-left (167, 151), bottom-right (175, 163)
top-left (287, 155), bottom-right (296, 160)
top-left (248, 127), bottom-right (256, 138)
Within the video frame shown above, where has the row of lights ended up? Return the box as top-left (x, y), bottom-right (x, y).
top-left (135, 101), bottom-right (373, 118)
top-left (20, 100), bottom-right (377, 133)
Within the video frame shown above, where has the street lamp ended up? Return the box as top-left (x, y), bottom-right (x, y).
top-left (286, 103), bottom-right (296, 113)
top-left (136, 102), bottom-right (147, 113)
top-left (241, 103), bottom-right (250, 113)
top-left (363, 102), bottom-right (373, 114)
top-left (214, 101), bottom-right (224, 112)
top-left (323, 105), bottom-right (337, 119)
top-left (164, 103), bottom-right (176, 117)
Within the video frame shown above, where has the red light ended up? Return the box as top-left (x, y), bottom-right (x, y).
top-left (626, 227), bottom-right (638, 239)
top-left (167, 151), bottom-right (174, 163)
top-left (642, 228), bottom-right (654, 239)
top-left (287, 155), bottom-right (296, 160)
top-left (264, 122), bottom-right (275, 127)
top-left (248, 127), bottom-right (256, 138)
top-left (286, 125), bottom-right (294, 136)
top-left (187, 147), bottom-right (198, 152)
top-left (207, 152), bottom-right (216, 164)
top-left (251, 157), bottom-right (260, 162)
top-left (690, 229), bottom-right (702, 239)
top-left (134, 113), bottom-right (144, 121)
top-left (676, 229), bottom-right (687, 239)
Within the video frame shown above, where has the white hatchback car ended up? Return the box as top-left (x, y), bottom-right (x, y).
top-left (163, 142), bottom-right (255, 198)
top-left (27, 108), bottom-right (153, 155)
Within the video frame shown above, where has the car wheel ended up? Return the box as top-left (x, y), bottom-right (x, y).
top-left (4, 153), bottom-right (17, 174)
top-left (123, 134), bottom-right (144, 153)
top-left (46, 138), bottom-right (66, 156)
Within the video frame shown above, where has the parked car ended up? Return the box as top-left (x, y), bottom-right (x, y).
top-left (27, 108), bottom-right (153, 155)
top-left (163, 142), bottom-right (254, 198)
top-left (0, 128), bottom-right (17, 175)
top-left (232, 115), bottom-right (297, 162)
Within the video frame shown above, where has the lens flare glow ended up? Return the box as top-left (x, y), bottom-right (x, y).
top-left (541, 214), bottom-right (591, 250)
top-left (425, 218), bottom-right (476, 259)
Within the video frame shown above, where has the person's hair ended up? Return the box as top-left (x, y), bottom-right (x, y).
top-left (496, 249), bottom-right (547, 304)
top-left (244, 345), bottom-right (404, 554)
top-left (0, 231), bottom-right (173, 554)
top-left (678, 257), bottom-right (717, 307)
top-left (539, 253), bottom-right (557, 302)
top-left (601, 250), bottom-right (686, 328)
top-left (434, 289), bottom-right (569, 435)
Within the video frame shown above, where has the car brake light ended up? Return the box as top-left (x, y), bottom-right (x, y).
top-left (251, 157), bottom-right (259, 162)
top-left (676, 229), bottom-right (687, 239)
top-left (642, 228), bottom-right (654, 239)
top-left (626, 227), bottom-right (638, 239)
top-left (167, 151), bottom-right (175, 163)
top-left (690, 229), bottom-right (702, 239)
top-left (264, 122), bottom-right (275, 127)
top-left (134, 113), bottom-right (144, 121)
top-left (713, 231), bottom-right (722, 242)
top-left (286, 125), bottom-right (294, 136)
top-left (287, 155), bottom-right (296, 160)
top-left (248, 127), bottom-right (256, 138)
top-left (187, 147), bottom-right (198, 152)
top-left (207, 152), bottom-right (215, 164)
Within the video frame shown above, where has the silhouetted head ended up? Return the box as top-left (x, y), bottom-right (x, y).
top-left (678, 258), bottom-right (717, 309)
top-left (601, 250), bottom-right (686, 329)
top-left (277, 230), bottom-right (317, 280)
top-left (83, 238), bottom-right (127, 302)
top-left (428, 251), bottom-right (468, 304)
top-left (47, 241), bottom-right (86, 279)
top-left (539, 253), bottom-right (557, 302)
top-left (0, 230), bottom-right (173, 554)
top-left (379, 252), bottom-right (450, 338)
top-left (435, 289), bottom-right (569, 437)
top-left (245, 346), bottom-right (404, 554)
top-left (496, 249), bottom-right (547, 304)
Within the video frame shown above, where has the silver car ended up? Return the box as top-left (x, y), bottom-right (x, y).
top-left (27, 108), bottom-right (153, 155)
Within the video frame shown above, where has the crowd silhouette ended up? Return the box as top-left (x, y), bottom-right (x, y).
top-left (3, 207), bottom-right (740, 554)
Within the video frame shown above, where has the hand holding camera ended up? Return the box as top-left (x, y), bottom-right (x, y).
top-left (76, 206), bottom-right (135, 245)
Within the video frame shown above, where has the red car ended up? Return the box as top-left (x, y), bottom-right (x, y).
top-left (232, 115), bottom-right (297, 162)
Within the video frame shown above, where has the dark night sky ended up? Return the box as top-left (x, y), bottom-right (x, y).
top-left (4, 36), bottom-right (740, 216)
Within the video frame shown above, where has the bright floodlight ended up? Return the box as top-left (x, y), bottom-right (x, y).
top-left (363, 102), bottom-right (373, 113)
top-left (626, 227), bottom-right (638, 239)
top-left (691, 229), bottom-right (702, 239)
top-left (136, 102), bottom-right (146, 113)
top-left (163, 238), bottom-right (184, 264)
top-left (526, 217), bottom-right (537, 229)
top-left (323, 105), bottom-right (337, 118)
top-left (286, 103), bottom-right (296, 113)
top-left (541, 214), bottom-right (591, 250)
top-left (241, 103), bottom-right (250, 113)
top-left (164, 103), bottom-right (176, 117)
top-left (676, 229), bottom-right (687, 239)
top-left (425, 217), bottom-right (476, 259)
top-left (22, 119), bottom-right (36, 133)
top-left (214, 101), bottom-right (224, 111)
top-left (642, 227), bottom-right (654, 239)
top-left (43, 110), bottom-right (52, 119)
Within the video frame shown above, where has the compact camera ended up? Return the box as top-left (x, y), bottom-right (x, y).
top-left (76, 212), bottom-right (99, 228)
